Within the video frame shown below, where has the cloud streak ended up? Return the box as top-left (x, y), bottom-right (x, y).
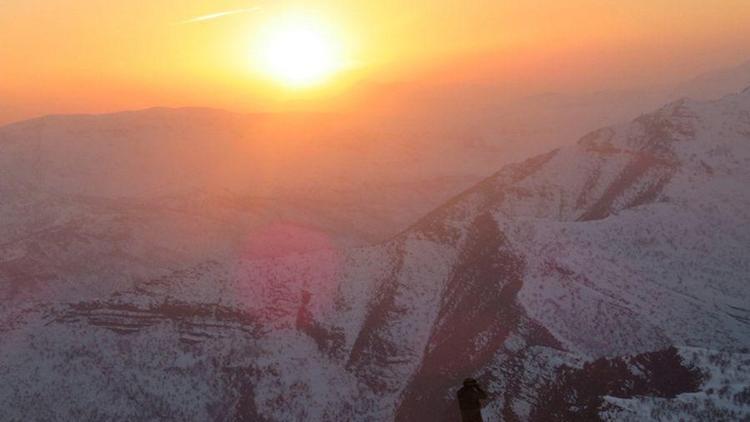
top-left (177, 8), bottom-right (259, 25)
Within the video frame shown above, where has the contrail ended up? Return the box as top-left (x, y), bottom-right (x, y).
top-left (177, 7), bottom-right (259, 24)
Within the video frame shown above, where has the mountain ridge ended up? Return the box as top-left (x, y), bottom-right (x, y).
top-left (1, 88), bottom-right (749, 420)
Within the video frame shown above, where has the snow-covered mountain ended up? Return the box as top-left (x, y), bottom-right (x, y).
top-left (2, 88), bottom-right (750, 421)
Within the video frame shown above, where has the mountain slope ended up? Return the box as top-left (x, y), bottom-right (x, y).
top-left (1, 89), bottom-right (749, 421)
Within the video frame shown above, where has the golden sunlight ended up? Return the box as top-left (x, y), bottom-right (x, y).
top-left (254, 13), bottom-right (344, 88)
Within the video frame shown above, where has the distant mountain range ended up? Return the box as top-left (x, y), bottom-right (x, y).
top-left (1, 80), bottom-right (748, 420)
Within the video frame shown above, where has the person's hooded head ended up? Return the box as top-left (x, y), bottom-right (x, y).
top-left (463, 378), bottom-right (478, 387)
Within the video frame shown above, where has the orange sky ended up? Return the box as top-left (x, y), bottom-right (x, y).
top-left (1, 0), bottom-right (749, 124)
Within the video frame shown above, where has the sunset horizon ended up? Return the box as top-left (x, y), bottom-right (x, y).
top-left (1, 1), bottom-right (749, 421)
top-left (3, 1), bottom-right (750, 125)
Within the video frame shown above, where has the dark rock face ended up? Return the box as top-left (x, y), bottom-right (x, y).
top-left (530, 347), bottom-right (704, 421)
top-left (57, 300), bottom-right (265, 339)
top-left (577, 150), bottom-right (676, 222)
top-left (395, 213), bottom-right (560, 422)
top-left (345, 244), bottom-right (408, 395)
top-left (296, 290), bottom-right (347, 359)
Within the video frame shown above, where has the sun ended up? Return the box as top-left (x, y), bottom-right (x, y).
top-left (255, 14), bottom-right (344, 88)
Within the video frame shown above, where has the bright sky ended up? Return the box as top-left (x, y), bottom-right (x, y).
top-left (1, 0), bottom-right (749, 124)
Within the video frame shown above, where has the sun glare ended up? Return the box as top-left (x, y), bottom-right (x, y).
top-left (256, 14), bottom-right (344, 88)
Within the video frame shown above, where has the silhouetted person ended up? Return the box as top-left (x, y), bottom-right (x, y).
top-left (457, 378), bottom-right (487, 422)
